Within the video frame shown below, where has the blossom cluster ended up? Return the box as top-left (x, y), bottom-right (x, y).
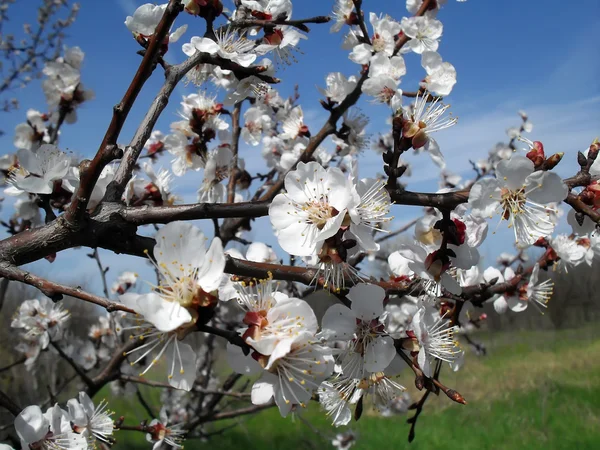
top-left (13, 392), bottom-right (113, 450)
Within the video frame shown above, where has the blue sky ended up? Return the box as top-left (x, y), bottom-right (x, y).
top-left (1, 0), bottom-right (599, 295)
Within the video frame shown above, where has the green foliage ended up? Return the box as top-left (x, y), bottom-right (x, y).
top-left (109, 326), bottom-right (600, 449)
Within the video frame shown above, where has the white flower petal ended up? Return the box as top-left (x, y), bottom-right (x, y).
top-left (167, 340), bottom-right (197, 391)
top-left (347, 283), bottom-right (385, 320)
top-left (320, 304), bottom-right (357, 340)
top-left (364, 336), bottom-right (396, 372)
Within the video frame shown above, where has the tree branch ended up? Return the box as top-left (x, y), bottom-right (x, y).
top-left (122, 201), bottom-right (270, 225)
top-left (65, 0), bottom-right (184, 224)
top-left (106, 54), bottom-right (278, 204)
top-left (51, 341), bottom-right (95, 390)
top-left (227, 102), bottom-right (243, 204)
top-left (230, 15), bottom-right (330, 32)
top-left (0, 264), bottom-right (135, 313)
top-left (0, 389), bottom-right (21, 416)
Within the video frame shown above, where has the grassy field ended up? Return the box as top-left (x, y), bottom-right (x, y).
top-left (109, 326), bottom-right (600, 450)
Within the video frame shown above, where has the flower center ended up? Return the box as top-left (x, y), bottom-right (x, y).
top-left (303, 200), bottom-right (339, 229)
top-left (372, 34), bottom-right (386, 53)
top-left (157, 274), bottom-right (216, 309)
top-left (378, 86), bottom-right (396, 103)
top-left (500, 188), bottom-right (527, 219)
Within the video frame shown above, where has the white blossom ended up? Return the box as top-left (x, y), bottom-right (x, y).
top-left (468, 155), bottom-right (568, 247)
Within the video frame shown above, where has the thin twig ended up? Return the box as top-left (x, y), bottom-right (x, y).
top-left (51, 341), bottom-right (95, 390)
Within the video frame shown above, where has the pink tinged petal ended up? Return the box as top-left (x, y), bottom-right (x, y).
top-left (15, 405), bottom-right (48, 444)
top-left (196, 238), bottom-right (225, 292)
top-left (347, 283), bottom-right (385, 320)
top-left (506, 295), bottom-right (528, 313)
top-left (136, 293), bottom-right (192, 332)
top-left (226, 343), bottom-right (263, 375)
top-left (167, 340), bottom-right (196, 391)
top-left (493, 296), bottom-right (508, 314)
top-left (364, 336), bottom-right (396, 372)
top-left (525, 171), bottom-right (568, 205)
top-left (320, 304), bottom-right (357, 340)
top-left (496, 155), bottom-right (534, 191)
top-left (251, 373), bottom-right (276, 405)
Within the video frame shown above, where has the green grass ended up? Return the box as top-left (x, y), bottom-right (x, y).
top-left (109, 326), bottom-right (600, 449)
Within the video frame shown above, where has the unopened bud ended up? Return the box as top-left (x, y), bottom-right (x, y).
top-left (299, 125), bottom-right (311, 138)
top-left (588, 140), bottom-right (599, 164)
top-left (445, 389), bottom-right (467, 405)
top-left (415, 375), bottom-right (424, 391)
top-left (544, 152), bottom-right (564, 169)
top-left (526, 141), bottom-right (545, 167)
top-left (114, 416), bottom-right (125, 428)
